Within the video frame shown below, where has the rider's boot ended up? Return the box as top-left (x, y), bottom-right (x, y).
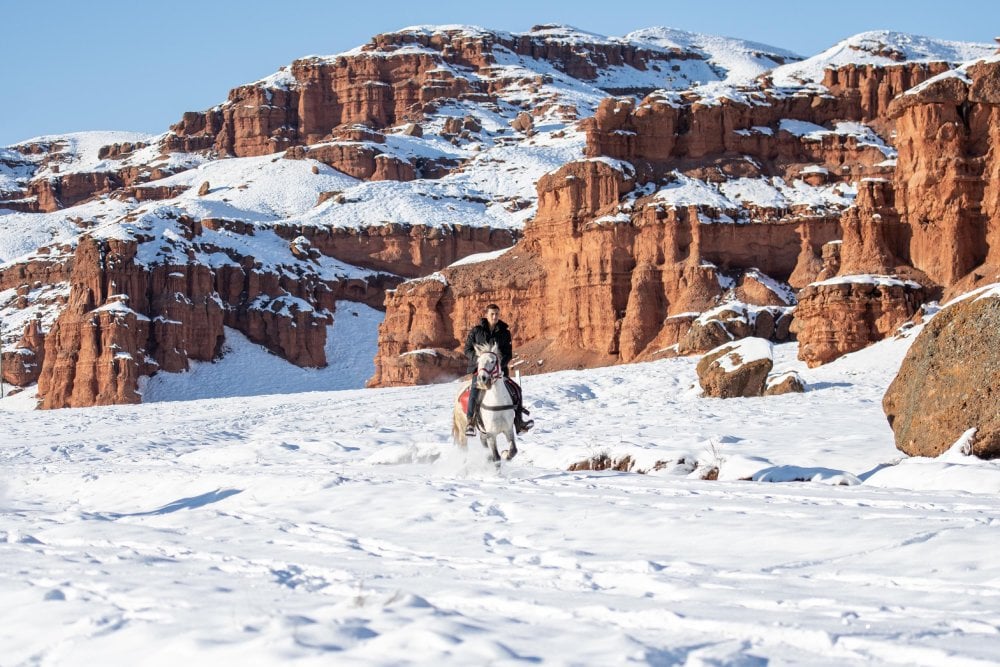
top-left (514, 398), bottom-right (534, 434)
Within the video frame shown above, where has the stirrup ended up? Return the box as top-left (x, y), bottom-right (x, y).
top-left (516, 419), bottom-right (534, 434)
top-left (465, 424), bottom-right (477, 436)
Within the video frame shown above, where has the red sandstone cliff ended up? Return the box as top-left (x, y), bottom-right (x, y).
top-left (4, 27), bottom-right (998, 405)
top-left (370, 58), bottom-right (955, 384)
top-left (26, 231), bottom-right (387, 409)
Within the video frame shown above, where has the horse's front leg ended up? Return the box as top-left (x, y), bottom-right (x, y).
top-left (504, 429), bottom-right (517, 461)
top-left (484, 434), bottom-right (501, 463)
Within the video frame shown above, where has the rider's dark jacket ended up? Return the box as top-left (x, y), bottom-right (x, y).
top-left (464, 319), bottom-right (512, 375)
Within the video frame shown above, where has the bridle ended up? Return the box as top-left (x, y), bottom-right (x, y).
top-left (478, 351), bottom-right (502, 382)
top-left (477, 350), bottom-right (514, 411)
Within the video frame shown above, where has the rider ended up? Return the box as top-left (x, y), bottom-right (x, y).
top-left (463, 303), bottom-right (533, 437)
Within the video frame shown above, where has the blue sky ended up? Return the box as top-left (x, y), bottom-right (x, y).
top-left (1, 0), bottom-right (996, 146)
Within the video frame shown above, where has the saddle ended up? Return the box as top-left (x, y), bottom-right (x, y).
top-left (460, 378), bottom-right (524, 412)
top-left (460, 378), bottom-right (531, 431)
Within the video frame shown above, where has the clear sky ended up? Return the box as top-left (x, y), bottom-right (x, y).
top-left (1, 0), bottom-right (996, 146)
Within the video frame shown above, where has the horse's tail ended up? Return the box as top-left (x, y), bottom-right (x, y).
top-left (452, 399), bottom-right (468, 448)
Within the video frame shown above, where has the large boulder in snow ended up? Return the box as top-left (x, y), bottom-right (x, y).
top-left (883, 286), bottom-right (1000, 458)
top-left (697, 337), bottom-right (774, 398)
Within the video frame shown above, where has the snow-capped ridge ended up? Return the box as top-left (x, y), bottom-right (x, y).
top-left (771, 29), bottom-right (995, 87)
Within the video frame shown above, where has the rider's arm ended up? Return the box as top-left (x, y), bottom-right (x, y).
top-left (464, 327), bottom-right (478, 360)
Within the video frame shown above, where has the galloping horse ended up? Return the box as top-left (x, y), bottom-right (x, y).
top-left (452, 342), bottom-right (517, 462)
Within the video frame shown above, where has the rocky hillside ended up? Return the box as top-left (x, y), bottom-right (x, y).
top-left (368, 31), bottom-right (1000, 386)
top-left (0, 25), bottom-right (996, 408)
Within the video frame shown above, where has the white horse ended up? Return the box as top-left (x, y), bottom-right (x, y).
top-left (452, 342), bottom-right (517, 462)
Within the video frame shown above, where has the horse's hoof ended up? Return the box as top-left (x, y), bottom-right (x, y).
top-left (504, 448), bottom-right (517, 461)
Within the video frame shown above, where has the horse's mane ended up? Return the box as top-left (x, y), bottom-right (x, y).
top-left (474, 341), bottom-right (500, 356)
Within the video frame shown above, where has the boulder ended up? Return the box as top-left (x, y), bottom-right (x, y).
top-left (765, 371), bottom-right (806, 396)
top-left (883, 287), bottom-right (1000, 458)
top-left (697, 337), bottom-right (774, 399)
top-left (511, 111), bottom-right (534, 134)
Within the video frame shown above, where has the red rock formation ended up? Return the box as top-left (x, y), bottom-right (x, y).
top-left (837, 179), bottom-right (901, 275)
top-left (370, 158), bottom-right (811, 385)
top-left (367, 52), bottom-right (990, 381)
top-left (27, 172), bottom-right (119, 211)
top-left (822, 62), bottom-right (954, 125)
top-left (791, 278), bottom-right (927, 367)
top-left (97, 141), bottom-right (149, 160)
top-left (284, 143), bottom-right (416, 181)
top-left (38, 295), bottom-right (151, 409)
top-left (0, 319), bottom-right (46, 387)
top-left (272, 222), bottom-right (516, 278)
top-left (584, 85), bottom-right (906, 178)
top-left (888, 61), bottom-right (1000, 286)
top-left (18, 229), bottom-right (396, 407)
top-left (0, 249), bottom-right (75, 293)
top-left (160, 26), bottom-right (757, 161)
top-left (786, 60), bottom-right (1000, 366)
top-left (163, 47), bottom-right (474, 157)
top-left (883, 289), bottom-right (1000, 458)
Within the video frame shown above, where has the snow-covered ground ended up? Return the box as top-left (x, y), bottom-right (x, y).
top-left (4, 315), bottom-right (1000, 665)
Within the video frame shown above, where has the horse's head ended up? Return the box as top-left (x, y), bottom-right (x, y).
top-left (474, 342), bottom-right (502, 388)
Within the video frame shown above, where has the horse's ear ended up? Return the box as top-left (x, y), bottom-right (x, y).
top-left (474, 343), bottom-right (487, 355)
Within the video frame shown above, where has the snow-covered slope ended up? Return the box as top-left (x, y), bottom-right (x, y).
top-left (4, 318), bottom-right (1000, 664)
top-left (627, 26), bottom-right (802, 84)
top-left (771, 30), bottom-right (996, 87)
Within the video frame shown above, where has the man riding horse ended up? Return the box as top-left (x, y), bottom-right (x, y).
top-left (464, 304), bottom-right (533, 437)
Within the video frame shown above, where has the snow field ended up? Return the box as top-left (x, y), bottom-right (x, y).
top-left (4, 321), bottom-right (1000, 664)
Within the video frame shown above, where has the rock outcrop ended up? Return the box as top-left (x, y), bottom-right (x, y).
top-left (791, 276), bottom-right (927, 367)
top-left (883, 288), bottom-right (1000, 458)
top-left (162, 26), bottom-right (741, 159)
top-left (25, 228), bottom-right (397, 408)
top-left (372, 56), bottom-right (921, 384)
top-left (887, 61), bottom-right (1000, 287)
top-left (271, 222), bottom-right (516, 277)
top-left (0, 318), bottom-right (46, 387)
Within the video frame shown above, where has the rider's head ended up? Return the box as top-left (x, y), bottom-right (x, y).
top-left (485, 304), bottom-right (500, 328)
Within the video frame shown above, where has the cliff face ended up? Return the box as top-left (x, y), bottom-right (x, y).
top-left (887, 61), bottom-right (1000, 288)
top-left (370, 57), bottom-right (1000, 384)
top-left (161, 27), bottom-right (718, 160)
top-left (371, 152), bottom-right (827, 384)
top-left (791, 61), bottom-right (1000, 365)
top-left (371, 61), bottom-right (948, 384)
top-left (28, 230), bottom-right (394, 409)
top-left (5, 26), bottom-right (998, 405)
top-left (271, 223), bottom-right (516, 277)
